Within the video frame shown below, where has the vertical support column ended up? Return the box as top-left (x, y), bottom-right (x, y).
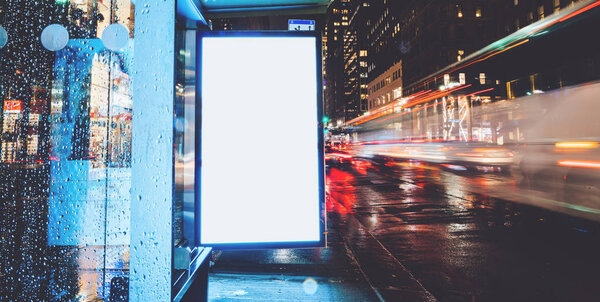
top-left (468, 97), bottom-right (473, 141)
top-left (130, 1), bottom-right (175, 301)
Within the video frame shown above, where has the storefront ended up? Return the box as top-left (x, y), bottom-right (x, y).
top-left (0, 0), bottom-right (329, 300)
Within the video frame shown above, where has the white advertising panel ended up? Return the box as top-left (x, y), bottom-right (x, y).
top-left (198, 32), bottom-right (324, 247)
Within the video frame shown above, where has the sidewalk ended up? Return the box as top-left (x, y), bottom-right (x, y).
top-left (207, 217), bottom-right (380, 301)
top-left (206, 185), bottom-right (439, 302)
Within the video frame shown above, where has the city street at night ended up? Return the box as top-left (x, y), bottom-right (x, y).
top-left (3, 0), bottom-right (600, 300)
top-left (326, 159), bottom-right (600, 302)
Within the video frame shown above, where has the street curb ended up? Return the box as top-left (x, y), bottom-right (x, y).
top-left (330, 210), bottom-right (438, 302)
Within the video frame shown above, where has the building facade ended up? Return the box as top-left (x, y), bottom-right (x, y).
top-left (495, 0), bottom-right (580, 36)
top-left (323, 0), bottom-right (351, 125)
top-left (366, 60), bottom-right (402, 111)
top-left (339, 0), bottom-right (370, 122)
top-left (364, 0), bottom-right (497, 88)
top-left (323, 0), bottom-right (584, 124)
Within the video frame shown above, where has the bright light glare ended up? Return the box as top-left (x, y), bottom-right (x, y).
top-left (303, 278), bottom-right (319, 295)
top-left (555, 141), bottom-right (598, 149)
top-left (558, 160), bottom-right (600, 169)
top-left (200, 36), bottom-right (321, 245)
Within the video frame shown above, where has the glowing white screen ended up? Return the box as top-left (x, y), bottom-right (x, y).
top-left (200, 36), bottom-right (321, 245)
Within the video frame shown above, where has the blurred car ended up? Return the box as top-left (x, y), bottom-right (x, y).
top-left (347, 141), bottom-right (514, 170)
top-left (517, 140), bottom-right (600, 208)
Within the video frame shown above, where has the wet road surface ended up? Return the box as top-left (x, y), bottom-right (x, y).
top-left (208, 217), bottom-right (380, 301)
top-left (327, 160), bottom-right (600, 302)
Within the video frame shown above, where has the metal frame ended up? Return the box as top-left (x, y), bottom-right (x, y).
top-left (199, 0), bottom-right (331, 18)
top-left (172, 247), bottom-right (212, 302)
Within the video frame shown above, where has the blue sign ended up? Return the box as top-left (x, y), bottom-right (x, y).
top-left (289, 20), bottom-right (315, 25)
top-left (289, 19), bottom-right (316, 31)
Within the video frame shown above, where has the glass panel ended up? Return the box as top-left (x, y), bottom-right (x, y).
top-left (1, 0), bottom-right (134, 300)
top-left (173, 25), bottom-right (197, 282)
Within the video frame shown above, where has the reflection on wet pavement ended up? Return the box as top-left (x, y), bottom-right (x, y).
top-left (208, 217), bottom-right (380, 301)
top-left (327, 160), bottom-right (600, 302)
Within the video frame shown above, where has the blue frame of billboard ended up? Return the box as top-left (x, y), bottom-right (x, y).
top-left (195, 30), bottom-right (326, 250)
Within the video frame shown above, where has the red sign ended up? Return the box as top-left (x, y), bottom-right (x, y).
top-left (3, 100), bottom-right (23, 113)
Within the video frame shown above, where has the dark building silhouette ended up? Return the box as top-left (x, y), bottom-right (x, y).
top-left (323, 0), bottom-right (351, 125)
top-left (362, 0), bottom-right (499, 93)
top-left (343, 1), bottom-right (370, 120)
top-left (323, 0), bottom-right (583, 124)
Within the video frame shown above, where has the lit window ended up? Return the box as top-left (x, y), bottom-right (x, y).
top-left (475, 7), bottom-right (482, 17)
top-left (393, 88), bottom-right (402, 99)
top-left (538, 5), bottom-right (544, 19)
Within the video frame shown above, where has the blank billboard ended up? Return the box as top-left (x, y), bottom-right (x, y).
top-left (198, 32), bottom-right (324, 248)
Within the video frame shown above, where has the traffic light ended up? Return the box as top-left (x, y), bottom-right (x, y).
top-left (322, 116), bottom-right (329, 124)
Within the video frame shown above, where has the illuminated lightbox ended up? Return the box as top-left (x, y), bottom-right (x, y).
top-left (198, 32), bottom-right (324, 248)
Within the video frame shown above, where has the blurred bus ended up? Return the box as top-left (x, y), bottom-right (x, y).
top-left (344, 0), bottom-right (600, 220)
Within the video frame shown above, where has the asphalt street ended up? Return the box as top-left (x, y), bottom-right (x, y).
top-left (326, 160), bottom-right (600, 302)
